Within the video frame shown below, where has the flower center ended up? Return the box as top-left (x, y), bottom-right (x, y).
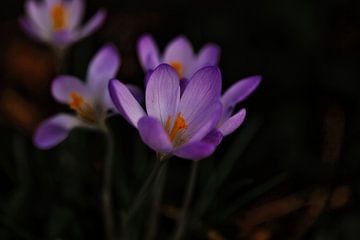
top-left (165, 112), bottom-right (187, 142)
top-left (51, 3), bottom-right (67, 31)
top-left (169, 61), bottom-right (184, 79)
top-left (69, 92), bottom-right (97, 123)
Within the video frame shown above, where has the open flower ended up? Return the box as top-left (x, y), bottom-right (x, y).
top-left (216, 75), bottom-right (262, 137)
top-left (20, 0), bottom-right (106, 49)
top-left (109, 64), bottom-right (223, 160)
top-left (137, 34), bottom-right (220, 83)
top-left (33, 44), bottom-right (120, 149)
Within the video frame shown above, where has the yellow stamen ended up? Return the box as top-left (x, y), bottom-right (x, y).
top-left (51, 3), bottom-right (67, 31)
top-left (170, 61), bottom-right (184, 79)
top-left (69, 92), bottom-right (97, 123)
top-left (168, 112), bottom-right (187, 142)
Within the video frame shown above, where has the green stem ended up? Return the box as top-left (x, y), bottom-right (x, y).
top-left (173, 161), bottom-right (198, 240)
top-left (102, 129), bottom-right (115, 240)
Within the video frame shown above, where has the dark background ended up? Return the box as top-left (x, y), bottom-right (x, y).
top-left (0, 0), bottom-right (360, 239)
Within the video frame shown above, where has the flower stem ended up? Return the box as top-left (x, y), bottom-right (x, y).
top-left (173, 161), bottom-right (198, 240)
top-left (102, 129), bottom-right (115, 240)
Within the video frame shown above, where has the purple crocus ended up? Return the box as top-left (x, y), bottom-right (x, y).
top-left (33, 44), bottom-right (120, 149)
top-left (216, 75), bottom-right (262, 137)
top-left (109, 64), bottom-right (223, 161)
top-left (137, 34), bottom-right (220, 83)
top-left (20, 0), bottom-right (106, 49)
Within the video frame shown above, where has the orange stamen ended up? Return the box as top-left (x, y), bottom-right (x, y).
top-left (170, 61), bottom-right (184, 79)
top-left (168, 112), bottom-right (187, 141)
top-left (51, 3), bottom-right (67, 31)
top-left (69, 91), bottom-right (97, 123)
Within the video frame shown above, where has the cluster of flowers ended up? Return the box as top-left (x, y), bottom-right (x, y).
top-left (23, 0), bottom-right (261, 161)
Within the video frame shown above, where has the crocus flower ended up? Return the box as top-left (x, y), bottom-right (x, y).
top-left (20, 0), bottom-right (106, 49)
top-left (216, 75), bottom-right (262, 137)
top-left (109, 64), bottom-right (223, 161)
top-left (137, 34), bottom-right (220, 85)
top-left (33, 44), bottom-right (120, 149)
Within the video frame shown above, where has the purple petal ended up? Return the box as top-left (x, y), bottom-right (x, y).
top-left (78, 9), bottom-right (106, 39)
top-left (196, 43), bottom-right (221, 68)
top-left (19, 17), bottom-right (41, 40)
top-left (52, 30), bottom-right (75, 46)
top-left (33, 114), bottom-right (85, 149)
top-left (174, 141), bottom-right (216, 161)
top-left (25, 0), bottom-right (49, 33)
top-left (51, 75), bottom-right (93, 104)
top-left (145, 64), bottom-right (180, 125)
top-left (218, 108), bottom-right (246, 136)
top-left (137, 34), bottom-right (160, 71)
top-left (144, 69), bottom-right (154, 87)
top-left (202, 129), bottom-right (223, 146)
top-left (179, 78), bottom-right (189, 95)
top-left (163, 36), bottom-right (195, 78)
top-left (137, 116), bottom-right (173, 153)
top-left (179, 66), bottom-right (222, 133)
top-left (221, 75), bottom-right (261, 108)
top-left (68, 0), bottom-right (84, 29)
top-left (108, 79), bottom-right (146, 127)
top-left (87, 44), bottom-right (120, 92)
top-left (126, 84), bottom-right (144, 104)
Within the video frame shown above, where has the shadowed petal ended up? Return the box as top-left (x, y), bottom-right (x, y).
top-left (52, 30), bottom-right (75, 46)
top-left (78, 9), bottom-right (106, 39)
top-left (138, 116), bottom-right (173, 153)
top-left (218, 108), bottom-right (246, 136)
top-left (137, 34), bottom-right (160, 70)
top-left (19, 17), bottom-right (42, 39)
top-left (196, 43), bottom-right (220, 68)
top-left (221, 75), bottom-right (261, 108)
top-left (146, 64), bottom-right (180, 125)
top-left (163, 36), bottom-right (194, 78)
top-left (202, 129), bottom-right (223, 146)
top-left (25, 0), bottom-right (49, 33)
top-left (108, 79), bottom-right (146, 127)
top-left (126, 84), bottom-right (144, 104)
top-left (68, 0), bottom-right (84, 29)
top-left (174, 141), bottom-right (216, 161)
top-left (33, 114), bottom-right (86, 149)
top-left (179, 66), bottom-right (222, 133)
top-left (51, 75), bottom-right (92, 104)
top-left (87, 44), bottom-right (120, 91)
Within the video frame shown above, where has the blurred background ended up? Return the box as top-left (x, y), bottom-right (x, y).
top-left (1, 0), bottom-right (360, 239)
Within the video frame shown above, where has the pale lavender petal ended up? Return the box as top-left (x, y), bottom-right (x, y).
top-left (179, 66), bottom-right (222, 132)
top-left (108, 79), bottom-right (146, 127)
top-left (218, 108), bottom-right (246, 136)
top-left (137, 116), bottom-right (173, 153)
top-left (126, 84), bottom-right (144, 104)
top-left (187, 102), bottom-right (222, 142)
top-left (221, 75), bottom-right (261, 108)
top-left (163, 36), bottom-right (195, 78)
top-left (174, 141), bottom-right (216, 161)
top-left (52, 30), bottom-right (75, 46)
top-left (25, 0), bottom-right (49, 33)
top-left (33, 113), bottom-right (85, 149)
top-left (51, 75), bottom-right (93, 104)
top-left (78, 9), bottom-right (106, 39)
top-left (68, 0), bottom-right (84, 29)
top-left (137, 34), bottom-right (160, 71)
top-left (87, 44), bottom-right (120, 91)
top-left (145, 64), bottom-right (180, 125)
top-left (202, 129), bottom-right (223, 146)
top-left (196, 43), bottom-right (221, 68)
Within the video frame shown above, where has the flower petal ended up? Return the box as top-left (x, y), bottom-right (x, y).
top-left (78, 9), bottom-right (106, 39)
top-left (68, 0), bottom-right (84, 29)
top-left (137, 116), bottom-right (173, 153)
top-left (108, 79), bottom-right (146, 127)
top-left (196, 43), bottom-right (221, 68)
top-left (19, 17), bottom-right (42, 40)
top-left (51, 75), bottom-right (92, 104)
top-left (137, 34), bottom-right (160, 71)
top-left (221, 75), bottom-right (261, 108)
top-left (33, 113), bottom-right (85, 149)
top-left (179, 66), bottom-right (222, 133)
top-left (51, 30), bottom-right (75, 46)
top-left (202, 129), bottom-right (223, 146)
top-left (174, 141), bottom-right (216, 161)
top-left (87, 44), bottom-right (120, 91)
top-left (163, 36), bottom-right (195, 78)
top-left (25, 0), bottom-right (49, 33)
top-left (145, 64), bottom-right (180, 125)
top-left (218, 108), bottom-right (246, 136)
